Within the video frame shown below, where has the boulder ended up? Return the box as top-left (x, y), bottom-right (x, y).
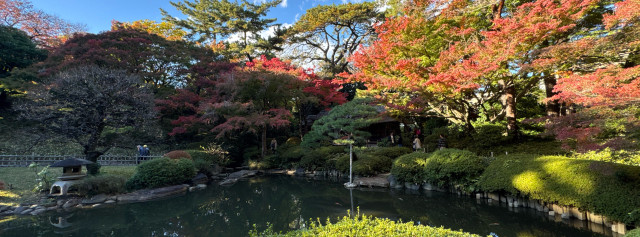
top-left (219, 178), bottom-right (239, 186)
top-left (82, 194), bottom-right (107, 205)
top-left (219, 170), bottom-right (258, 185)
top-left (191, 173), bottom-right (209, 185)
top-left (20, 209), bottom-right (33, 215)
top-left (117, 184), bottom-right (189, 204)
top-left (0, 205), bottom-right (9, 212)
top-left (30, 208), bottom-right (46, 215)
top-left (294, 168), bottom-right (305, 176)
top-left (13, 206), bottom-right (28, 215)
top-left (196, 184), bottom-right (207, 189)
top-left (62, 199), bottom-right (80, 209)
top-left (105, 200), bottom-right (116, 204)
top-left (404, 183), bottom-right (420, 190)
top-left (354, 175), bottom-right (389, 188)
top-left (227, 170), bottom-right (258, 179)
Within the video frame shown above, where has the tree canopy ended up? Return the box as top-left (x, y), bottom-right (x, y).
top-left (18, 65), bottom-right (155, 173)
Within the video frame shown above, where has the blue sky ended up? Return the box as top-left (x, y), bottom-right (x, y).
top-left (31, 0), bottom-right (368, 34)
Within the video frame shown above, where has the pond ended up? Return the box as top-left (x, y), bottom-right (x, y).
top-left (0, 175), bottom-right (615, 237)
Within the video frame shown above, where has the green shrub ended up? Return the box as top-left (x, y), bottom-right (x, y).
top-left (250, 212), bottom-right (480, 237)
top-left (163, 150), bottom-right (192, 159)
top-left (285, 137), bottom-right (301, 145)
top-left (316, 146), bottom-right (347, 155)
top-left (187, 149), bottom-right (228, 174)
top-left (299, 152), bottom-right (328, 171)
top-left (278, 145), bottom-right (304, 165)
top-left (77, 174), bottom-right (126, 196)
top-left (573, 148), bottom-right (640, 166)
top-left (423, 149), bottom-right (485, 192)
top-left (353, 154), bottom-right (393, 176)
top-left (391, 152), bottom-right (430, 183)
top-left (126, 157), bottom-right (196, 190)
top-left (370, 147), bottom-right (412, 159)
top-left (478, 154), bottom-right (640, 225)
top-left (625, 228), bottom-right (640, 237)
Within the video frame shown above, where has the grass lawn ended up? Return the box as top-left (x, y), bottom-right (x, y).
top-left (0, 166), bottom-right (137, 206)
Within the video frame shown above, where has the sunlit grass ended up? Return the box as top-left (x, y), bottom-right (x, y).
top-left (0, 166), bottom-right (137, 203)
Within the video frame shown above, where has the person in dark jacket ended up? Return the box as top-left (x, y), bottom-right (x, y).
top-left (437, 134), bottom-right (448, 150)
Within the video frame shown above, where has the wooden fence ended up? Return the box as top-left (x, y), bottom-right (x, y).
top-left (0, 155), bottom-right (162, 167)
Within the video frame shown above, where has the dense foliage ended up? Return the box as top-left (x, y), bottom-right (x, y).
top-left (18, 65), bottom-right (156, 173)
top-left (422, 149), bottom-right (485, 192)
top-left (77, 174), bottom-right (127, 196)
top-left (250, 212), bottom-right (480, 237)
top-left (126, 157), bottom-right (196, 190)
top-left (390, 149), bottom-right (485, 191)
top-left (301, 98), bottom-right (380, 148)
top-left (478, 154), bottom-right (640, 225)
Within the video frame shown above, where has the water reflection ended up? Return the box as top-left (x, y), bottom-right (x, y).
top-left (0, 175), bottom-right (613, 237)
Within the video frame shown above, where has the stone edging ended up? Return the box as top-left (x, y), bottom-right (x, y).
top-left (0, 183), bottom-right (208, 218)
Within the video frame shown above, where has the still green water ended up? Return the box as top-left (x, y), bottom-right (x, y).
top-left (1, 175), bottom-right (612, 237)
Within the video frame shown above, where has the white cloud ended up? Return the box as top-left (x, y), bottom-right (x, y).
top-left (253, 0), bottom-right (287, 7)
top-left (225, 23), bottom-right (293, 43)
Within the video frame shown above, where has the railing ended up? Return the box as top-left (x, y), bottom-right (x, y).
top-left (0, 155), bottom-right (163, 167)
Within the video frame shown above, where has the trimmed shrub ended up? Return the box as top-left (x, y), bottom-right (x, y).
top-left (353, 154), bottom-right (393, 176)
top-left (250, 213), bottom-right (480, 237)
top-left (478, 154), bottom-right (640, 225)
top-left (573, 148), bottom-right (640, 166)
top-left (126, 157), bottom-right (196, 190)
top-left (370, 147), bottom-right (412, 159)
top-left (164, 150), bottom-right (192, 159)
top-left (278, 145), bottom-right (304, 165)
top-left (77, 174), bottom-right (126, 196)
top-left (285, 137), bottom-right (301, 145)
top-left (423, 149), bottom-right (485, 191)
top-left (335, 153), bottom-right (393, 176)
top-left (391, 152), bottom-right (430, 183)
top-left (299, 152), bottom-right (328, 171)
top-left (626, 228), bottom-right (640, 237)
top-left (187, 149), bottom-right (228, 174)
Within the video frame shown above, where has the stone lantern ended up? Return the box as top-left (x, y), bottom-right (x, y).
top-left (49, 158), bottom-right (94, 196)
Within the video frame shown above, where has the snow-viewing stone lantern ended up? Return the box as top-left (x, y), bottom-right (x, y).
top-left (49, 158), bottom-right (94, 196)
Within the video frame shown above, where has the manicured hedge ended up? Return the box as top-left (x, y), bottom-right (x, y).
top-left (423, 149), bottom-right (485, 191)
top-left (390, 152), bottom-right (430, 183)
top-left (625, 228), bottom-right (640, 237)
top-left (250, 214), bottom-right (480, 237)
top-left (126, 157), bottom-right (196, 190)
top-left (370, 146), bottom-right (413, 159)
top-left (335, 154), bottom-right (393, 176)
top-left (77, 174), bottom-right (127, 196)
top-left (478, 154), bottom-right (640, 225)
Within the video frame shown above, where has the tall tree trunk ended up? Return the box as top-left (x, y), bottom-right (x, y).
top-left (505, 84), bottom-right (518, 138)
top-left (544, 75), bottom-right (560, 117)
top-left (493, 0), bottom-right (505, 19)
top-left (261, 126), bottom-right (267, 158)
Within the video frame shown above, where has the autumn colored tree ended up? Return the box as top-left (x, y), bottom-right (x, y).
top-left (532, 0), bottom-right (640, 151)
top-left (286, 2), bottom-right (382, 78)
top-left (158, 56), bottom-right (346, 157)
top-left (0, 0), bottom-right (84, 48)
top-left (41, 28), bottom-right (205, 94)
top-left (18, 65), bottom-right (155, 174)
top-left (349, 0), bottom-right (607, 137)
top-left (111, 20), bottom-right (188, 41)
